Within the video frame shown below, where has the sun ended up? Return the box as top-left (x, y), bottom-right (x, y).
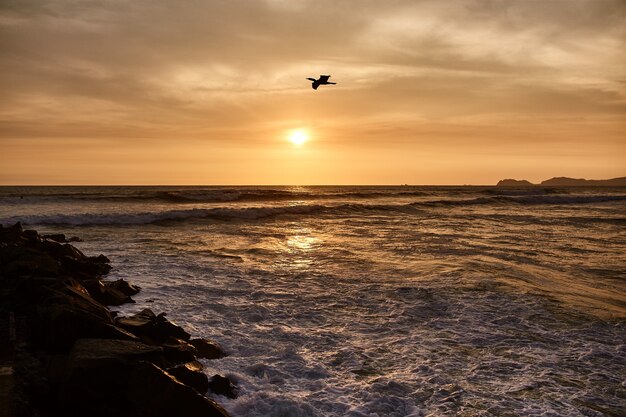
top-left (288, 129), bottom-right (309, 146)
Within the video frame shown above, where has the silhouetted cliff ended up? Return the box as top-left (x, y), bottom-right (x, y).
top-left (496, 179), bottom-right (534, 186)
top-left (540, 177), bottom-right (626, 186)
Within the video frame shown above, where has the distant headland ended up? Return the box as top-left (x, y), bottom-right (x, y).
top-left (497, 177), bottom-right (626, 186)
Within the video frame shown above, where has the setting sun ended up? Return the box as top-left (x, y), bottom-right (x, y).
top-left (288, 129), bottom-right (309, 146)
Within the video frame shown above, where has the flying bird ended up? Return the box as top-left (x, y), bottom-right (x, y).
top-left (306, 75), bottom-right (336, 90)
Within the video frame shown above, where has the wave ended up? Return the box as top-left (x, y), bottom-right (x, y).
top-left (1, 205), bottom-right (344, 226)
top-left (485, 188), bottom-right (566, 196)
top-left (5, 186), bottom-right (626, 207)
top-left (416, 194), bottom-right (626, 207)
top-left (0, 188), bottom-right (431, 204)
top-left (3, 194), bottom-right (625, 226)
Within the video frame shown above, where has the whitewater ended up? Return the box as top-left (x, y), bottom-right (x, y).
top-left (1, 185), bottom-right (625, 416)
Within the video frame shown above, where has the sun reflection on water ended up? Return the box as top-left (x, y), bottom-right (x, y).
top-left (286, 232), bottom-right (318, 253)
top-left (283, 227), bottom-right (320, 269)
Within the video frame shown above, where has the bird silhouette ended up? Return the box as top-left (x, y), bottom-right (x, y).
top-left (306, 75), bottom-right (336, 90)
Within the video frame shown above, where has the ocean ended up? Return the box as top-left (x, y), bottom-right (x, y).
top-left (1, 185), bottom-right (625, 416)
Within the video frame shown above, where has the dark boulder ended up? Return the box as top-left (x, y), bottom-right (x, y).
top-left (23, 229), bottom-right (39, 241)
top-left (67, 338), bottom-right (165, 367)
top-left (36, 240), bottom-right (86, 261)
top-left (89, 254), bottom-right (111, 264)
top-left (167, 361), bottom-right (209, 394)
top-left (42, 233), bottom-right (67, 243)
top-left (35, 304), bottom-right (124, 352)
top-left (0, 245), bottom-right (61, 278)
top-left (41, 278), bottom-right (112, 321)
top-left (106, 279), bottom-right (140, 296)
top-left (116, 309), bottom-right (191, 344)
top-left (31, 281), bottom-right (143, 351)
top-left (0, 222), bottom-right (23, 243)
top-left (160, 337), bottom-right (198, 364)
top-left (60, 339), bottom-right (167, 416)
top-left (61, 256), bottom-right (112, 279)
top-left (82, 279), bottom-right (135, 306)
top-left (190, 338), bottom-right (225, 359)
top-left (208, 374), bottom-right (238, 399)
top-left (128, 362), bottom-right (230, 417)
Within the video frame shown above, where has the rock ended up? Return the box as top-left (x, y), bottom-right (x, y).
top-left (116, 309), bottom-right (191, 344)
top-left (0, 222), bottom-right (23, 243)
top-left (189, 338), bottom-right (225, 359)
top-left (0, 246), bottom-right (61, 278)
top-left (35, 303), bottom-right (117, 352)
top-left (106, 279), bottom-right (140, 296)
top-left (68, 338), bottom-right (165, 366)
top-left (60, 256), bottom-right (112, 278)
top-left (208, 374), bottom-right (238, 399)
top-left (496, 179), bottom-right (534, 186)
top-left (45, 241), bottom-right (86, 261)
top-left (41, 279), bottom-right (113, 321)
top-left (60, 339), bottom-right (167, 416)
top-left (42, 233), bottom-right (67, 243)
top-left (167, 361), bottom-right (209, 394)
top-left (67, 236), bottom-right (83, 242)
top-left (82, 279), bottom-right (135, 306)
top-left (30, 280), bottom-right (145, 351)
top-left (160, 337), bottom-right (198, 364)
top-left (89, 254), bottom-right (111, 264)
top-left (128, 362), bottom-right (230, 417)
top-left (23, 229), bottom-right (39, 241)
top-left (540, 176), bottom-right (626, 186)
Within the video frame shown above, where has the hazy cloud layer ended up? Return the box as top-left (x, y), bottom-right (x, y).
top-left (1, 0), bottom-right (624, 184)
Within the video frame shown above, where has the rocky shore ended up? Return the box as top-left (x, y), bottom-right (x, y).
top-left (0, 223), bottom-right (235, 417)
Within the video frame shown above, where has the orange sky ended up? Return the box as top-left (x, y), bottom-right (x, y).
top-left (1, 0), bottom-right (624, 185)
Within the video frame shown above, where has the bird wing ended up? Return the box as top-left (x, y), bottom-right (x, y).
top-left (319, 75), bottom-right (330, 82)
top-left (306, 78), bottom-right (316, 82)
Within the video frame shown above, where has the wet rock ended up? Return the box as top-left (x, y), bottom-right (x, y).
top-left (42, 279), bottom-right (113, 321)
top-left (0, 222), bottom-right (23, 243)
top-left (128, 362), bottom-right (230, 417)
top-left (42, 233), bottom-right (67, 243)
top-left (116, 309), bottom-right (191, 344)
top-left (208, 374), bottom-right (238, 399)
top-left (82, 279), bottom-right (135, 306)
top-left (68, 338), bottom-right (165, 367)
top-left (61, 339), bottom-right (167, 416)
top-left (61, 256), bottom-right (112, 278)
top-left (161, 337), bottom-right (198, 364)
top-left (106, 279), bottom-right (140, 296)
top-left (38, 240), bottom-right (86, 261)
top-left (35, 304), bottom-right (114, 352)
top-left (167, 361), bottom-right (209, 394)
top-left (0, 246), bottom-right (61, 278)
top-left (23, 229), bottom-right (39, 241)
top-left (30, 280), bottom-right (144, 351)
top-left (190, 338), bottom-right (225, 359)
top-left (67, 236), bottom-right (83, 242)
top-left (89, 254), bottom-right (110, 264)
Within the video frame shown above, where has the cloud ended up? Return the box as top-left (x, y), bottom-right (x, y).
top-left (0, 0), bottom-right (624, 183)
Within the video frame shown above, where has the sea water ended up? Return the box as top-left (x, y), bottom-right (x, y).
top-left (1, 186), bottom-right (625, 416)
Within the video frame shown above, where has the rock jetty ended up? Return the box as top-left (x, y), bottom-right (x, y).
top-left (0, 222), bottom-right (233, 417)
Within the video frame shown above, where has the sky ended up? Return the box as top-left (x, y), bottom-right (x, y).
top-left (1, 0), bottom-right (624, 185)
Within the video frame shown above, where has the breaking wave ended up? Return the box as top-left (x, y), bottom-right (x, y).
top-left (3, 194), bottom-right (625, 226)
top-left (0, 188), bottom-right (432, 204)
